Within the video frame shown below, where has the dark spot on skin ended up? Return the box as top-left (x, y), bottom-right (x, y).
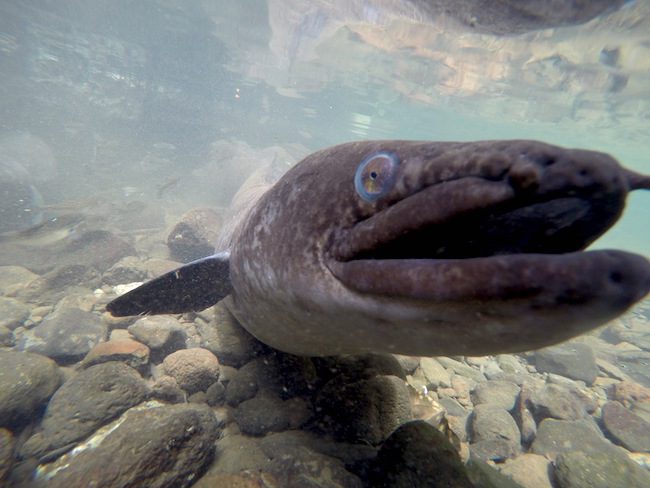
top-left (543, 157), bottom-right (555, 167)
top-left (556, 289), bottom-right (589, 305)
top-left (610, 271), bottom-right (623, 284)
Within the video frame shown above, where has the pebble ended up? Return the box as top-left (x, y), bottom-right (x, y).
top-left (437, 356), bottom-right (486, 383)
top-left (613, 350), bottom-right (650, 388)
top-left (499, 453), bottom-right (554, 488)
top-left (225, 359), bottom-right (261, 406)
top-left (0, 265), bottom-right (38, 295)
top-left (0, 297), bottom-right (30, 330)
top-left (163, 347), bottom-right (220, 394)
top-left (127, 315), bottom-right (187, 360)
top-left (0, 325), bottom-right (13, 347)
top-left (369, 420), bottom-right (473, 488)
top-left (393, 354), bottom-right (420, 374)
top-left (471, 380), bottom-right (520, 411)
top-left (205, 381), bottom-right (226, 407)
top-left (608, 380), bottom-right (650, 407)
top-left (514, 383), bottom-right (538, 446)
top-left (234, 391), bottom-right (292, 436)
top-left (470, 438), bottom-right (520, 462)
top-left (601, 401), bottom-right (650, 452)
top-left (0, 351), bottom-right (62, 428)
top-left (80, 339), bottom-right (150, 371)
top-left (20, 362), bottom-right (148, 461)
top-left (35, 402), bottom-right (220, 488)
top-left (102, 256), bottom-right (148, 286)
top-left (419, 357), bottom-right (451, 388)
top-left (528, 383), bottom-right (596, 422)
top-left (15, 307), bottom-right (106, 364)
top-left (470, 404), bottom-right (521, 453)
top-left (0, 428), bottom-right (15, 480)
top-left (167, 208), bottom-right (221, 262)
top-left (496, 354), bottom-right (528, 376)
top-left (531, 418), bottom-right (615, 459)
top-left (315, 373), bottom-right (412, 444)
top-left (554, 450), bottom-right (650, 488)
top-left (194, 302), bottom-right (264, 368)
top-left (151, 375), bottom-right (186, 403)
top-left (534, 342), bottom-right (599, 385)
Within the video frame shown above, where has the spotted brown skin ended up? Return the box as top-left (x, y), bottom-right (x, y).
top-left (109, 140), bottom-right (650, 357)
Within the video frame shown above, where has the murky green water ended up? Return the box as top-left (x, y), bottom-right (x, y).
top-left (1, 1), bottom-right (649, 486)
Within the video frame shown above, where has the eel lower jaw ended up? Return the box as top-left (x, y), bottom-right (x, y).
top-left (328, 251), bottom-right (650, 309)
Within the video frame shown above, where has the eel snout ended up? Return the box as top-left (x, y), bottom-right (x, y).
top-left (625, 168), bottom-right (650, 190)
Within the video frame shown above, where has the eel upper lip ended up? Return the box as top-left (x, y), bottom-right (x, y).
top-left (331, 175), bottom-right (624, 263)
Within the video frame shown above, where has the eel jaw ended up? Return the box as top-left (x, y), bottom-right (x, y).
top-left (327, 159), bottom-right (650, 340)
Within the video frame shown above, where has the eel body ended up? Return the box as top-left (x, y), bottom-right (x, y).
top-left (107, 140), bottom-right (650, 356)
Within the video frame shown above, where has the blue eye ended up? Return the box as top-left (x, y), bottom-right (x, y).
top-left (354, 151), bottom-right (400, 202)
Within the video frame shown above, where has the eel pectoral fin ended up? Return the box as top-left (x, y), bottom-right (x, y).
top-left (106, 252), bottom-right (232, 316)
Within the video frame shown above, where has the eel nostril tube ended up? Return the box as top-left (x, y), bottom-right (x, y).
top-left (625, 168), bottom-right (650, 190)
top-left (508, 159), bottom-right (542, 192)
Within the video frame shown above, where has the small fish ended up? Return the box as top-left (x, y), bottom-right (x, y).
top-left (156, 176), bottom-right (181, 198)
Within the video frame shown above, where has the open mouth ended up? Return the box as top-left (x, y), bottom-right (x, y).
top-left (328, 172), bottom-right (650, 305)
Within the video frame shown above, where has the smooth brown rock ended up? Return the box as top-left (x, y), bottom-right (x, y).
top-left (163, 348), bottom-right (220, 394)
top-left (601, 401), bottom-right (650, 452)
top-left (0, 351), bottom-right (62, 428)
top-left (35, 403), bottom-right (220, 488)
top-left (80, 339), bottom-right (150, 370)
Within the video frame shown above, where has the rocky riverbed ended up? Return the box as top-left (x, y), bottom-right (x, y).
top-left (0, 207), bottom-right (649, 487)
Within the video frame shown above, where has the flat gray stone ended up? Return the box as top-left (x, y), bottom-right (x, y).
top-left (167, 208), bottom-right (221, 263)
top-left (438, 395), bottom-right (468, 417)
top-left (35, 403), bottom-right (220, 488)
top-left (393, 354), bottom-right (420, 374)
top-left (528, 383), bottom-right (596, 422)
top-left (499, 454), bottom-right (553, 488)
top-left (0, 266), bottom-right (38, 295)
top-left (0, 297), bottom-right (30, 330)
top-left (531, 418), bottom-right (616, 459)
top-left (0, 351), bottom-right (62, 428)
top-left (470, 404), bottom-right (520, 449)
top-left (20, 362), bottom-right (148, 462)
top-left (234, 392), bottom-right (292, 436)
top-left (15, 308), bottom-right (106, 364)
top-left (614, 350), bottom-right (650, 388)
top-left (470, 438), bottom-right (519, 463)
top-left (419, 357), bottom-right (451, 388)
top-left (236, 430), bottom-right (365, 488)
top-left (225, 359), bottom-right (261, 406)
top-left (601, 401), bottom-right (650, 452)
top-left (128, 315), bottom-right (186, 360)
top-left (534, 342), bottom-right (598, 385)
top-left (370, 420), bottom-right (473, 488)
top-left (471, 380), bottom-right (520, 411)
top-left (102, 256), bottom-right (148, 286)
top-left (195, 302), bottom-right (264, 368)
top-left (555, 450), bottom-right (650, 488)
top-left (437, 357), bottom-right (486, 383)
top-left (0, 325), bottom-right (13, 347)
top-left (226, 352), bottom-right (318, 407)
top-left (0, 428), bottom-right (15, 480)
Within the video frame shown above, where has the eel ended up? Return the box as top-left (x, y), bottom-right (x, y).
top-left (107, 140), bottom-right (650, 357)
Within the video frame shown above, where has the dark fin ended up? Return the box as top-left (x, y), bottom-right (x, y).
top-left (106, 252), bottom-right (232, 316)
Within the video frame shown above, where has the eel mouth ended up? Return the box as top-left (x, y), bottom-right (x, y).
top-left (329, 166), bottom-right (650, 306)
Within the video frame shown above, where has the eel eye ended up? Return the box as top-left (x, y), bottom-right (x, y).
top-left (354, 151), bottom-right (400, 202)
